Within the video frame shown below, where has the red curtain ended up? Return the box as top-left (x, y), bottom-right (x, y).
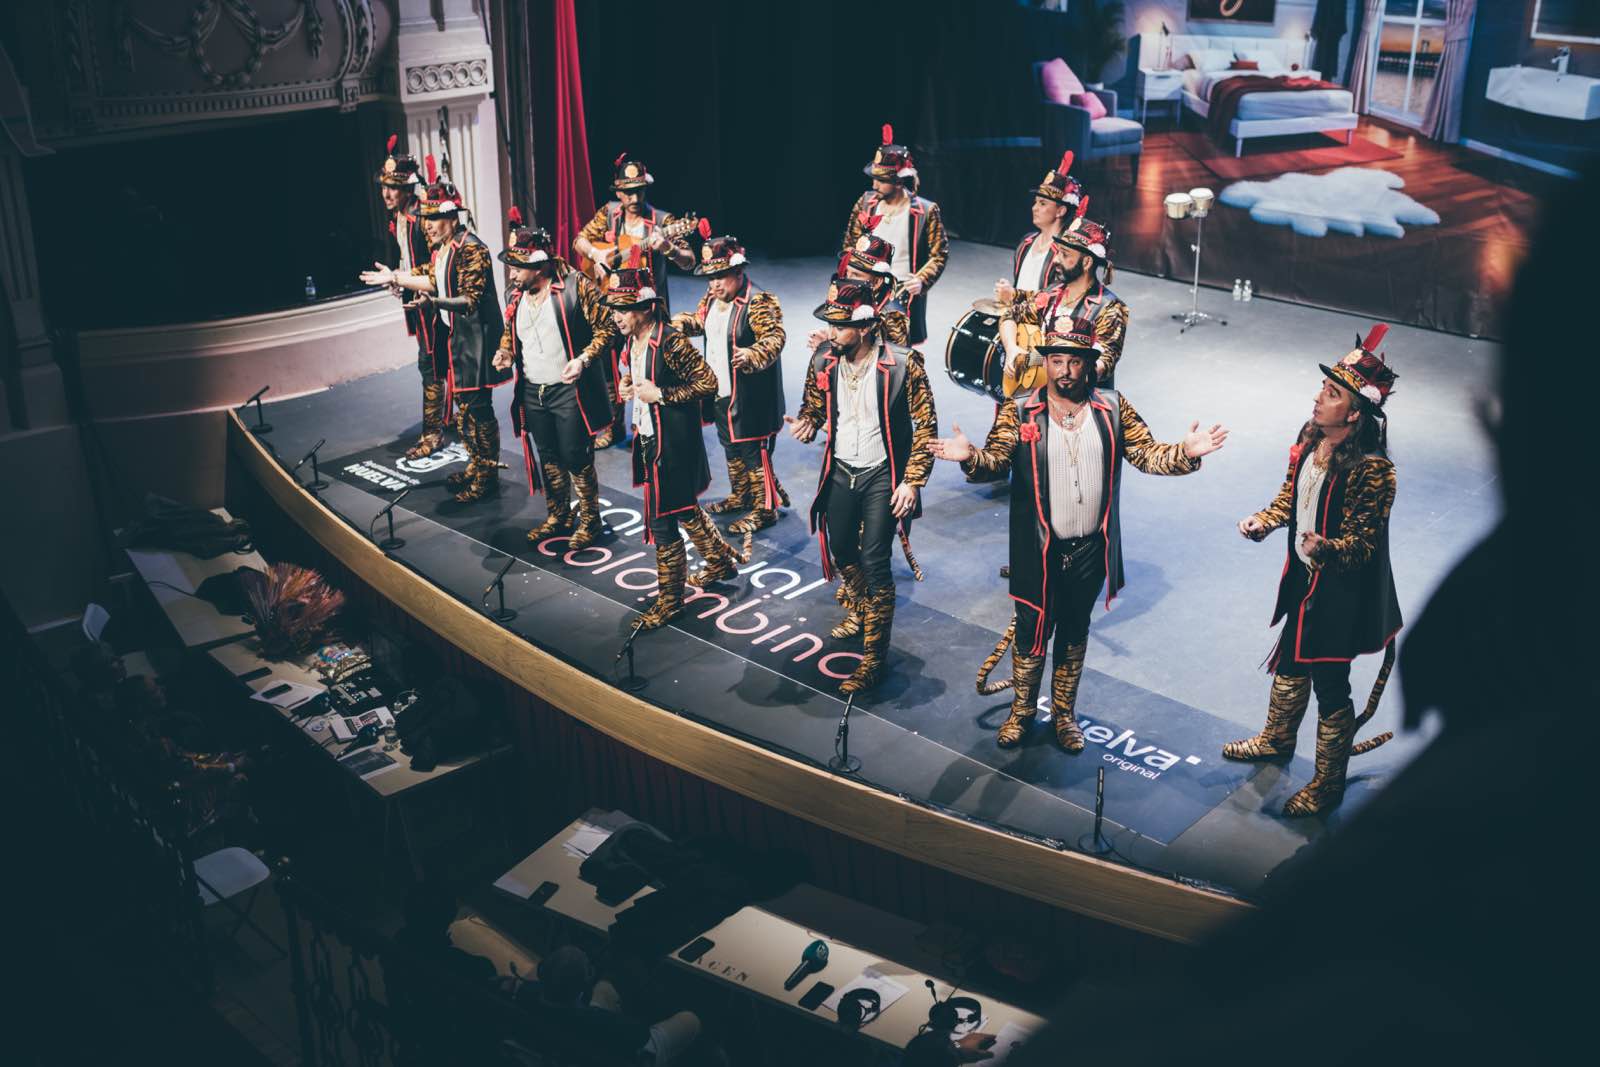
top-left (548, 0), bottom-right (595, 256)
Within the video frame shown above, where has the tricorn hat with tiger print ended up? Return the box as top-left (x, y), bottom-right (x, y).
top-left (376, 133), bottom-right (420, 188)
top-left (1032, 150), bottom-right (1086, 207)
top-left (864, 124), bottom-right (917, 182)
top-left (610, 151), bottom-right (654, 192)
top-left (1321, 324), bottom-right (1399, 412)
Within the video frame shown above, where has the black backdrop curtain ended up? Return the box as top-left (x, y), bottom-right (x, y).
top-left (1312, 0), bottom-right (1349, 82)
top-left (567, 0), bottom-right (1081, 256)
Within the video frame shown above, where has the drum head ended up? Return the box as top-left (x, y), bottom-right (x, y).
top-left (943, 308), bottom-right (1008, 403)
top-left (970, 298), bottom-right (1008, 315)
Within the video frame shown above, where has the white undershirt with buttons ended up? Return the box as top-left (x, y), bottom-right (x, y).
top-left (871, 205), bottom-right (913, 281)
top-left (833, 355), bottom-right (887, 469)
top-left (704, 299), bottom-right (734, 398)
top-left (627, 333), bottom-right (655, 438)
top-left (1294, 451), bottom-right (1329, 567)
top-left (1017, 234), bottom-right (1052, 289)
top-left (432, 239), bottom-right (457, 325)
top-left (1046, 404), bottom-right (1106, 540)
top-left (395, 214), bottom-right (414, 273)
top-left (517, 289), bottom-right (568, 385)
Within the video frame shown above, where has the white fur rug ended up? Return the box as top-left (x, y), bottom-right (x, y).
top-left (1219, 166), bottom-right (1440, 238)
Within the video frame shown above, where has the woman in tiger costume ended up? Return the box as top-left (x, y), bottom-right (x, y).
top-left (1228, 325), bottom-right (1404, 816)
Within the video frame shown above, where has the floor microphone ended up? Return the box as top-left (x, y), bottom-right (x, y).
top-left (374, 487), bottom-right (412, 521)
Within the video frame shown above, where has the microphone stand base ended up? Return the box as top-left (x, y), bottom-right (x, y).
top-left (828, 754), bottom-right (862, 775)
top-left (618, 675), bottom-right (648, 694)
top-left (1077, 832), bottom-right (1114, 857)
top-left (376, 537), bottom-right (406, 551)
top-left (489, 608), bottom-right (517, 624)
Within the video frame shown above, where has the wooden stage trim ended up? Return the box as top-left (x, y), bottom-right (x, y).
top-left (228, 413), bottom-right (1249, 942)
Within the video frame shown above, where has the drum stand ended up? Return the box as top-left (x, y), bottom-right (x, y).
top-left (1168, 199), bottom-right (1226, 334)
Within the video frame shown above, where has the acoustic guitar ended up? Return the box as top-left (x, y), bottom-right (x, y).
top-left (1001, 323), bottom-right (1048, 399)
top-left (580, 213), bottom-right (700, 283)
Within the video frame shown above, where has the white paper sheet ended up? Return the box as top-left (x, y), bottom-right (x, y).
top-left (493, 872), bottom-right (533, 899)
top-left (821, 967), bottom-right (909, 1020)
top-left (989, 1021), bottom-right (1036, 1063)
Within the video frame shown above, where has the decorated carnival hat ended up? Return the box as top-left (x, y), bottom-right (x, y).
top-left (610, 151), bottom-right (654, 192)
top-left (1321, 324), bottom-right (1399, 411)
top-left (693, 218), bottom-right (749, 277)
top-left (376, 134), bottom-right (421, 188)
top-left (864, 124), bottom-right (917, 182)
top-left (498, 207), bottom-right (556, 268)
top-left (1032, 150), bottom-right (1086, 207)
top-left (813, 277), bottom-right (883, 325)
top-left (1052, 215), bottom-right (1111, 264)
top-left (599, 247), bottom-right (661, 309)
top-left (844, 217), bottom-right (897, 278)
top-left (414, 155), bottom-right (465, 219)
top-left (1033, 318), bottom-right (1099, 359)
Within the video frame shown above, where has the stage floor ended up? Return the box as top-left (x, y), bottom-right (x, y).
top-left (248, 241), bottom-right (1499, 899)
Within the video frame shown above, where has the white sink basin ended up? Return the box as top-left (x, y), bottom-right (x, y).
top-left (1487, 65), bottom-right (1600, 121)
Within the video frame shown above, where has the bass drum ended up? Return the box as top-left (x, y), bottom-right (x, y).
top-left (943, 308), bottom-right (1008, 403)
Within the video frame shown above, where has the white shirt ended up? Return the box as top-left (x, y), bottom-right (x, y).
top-left (517, 289), bottom-right (567, 385)
top-left (704, 299), bottom-right (734, 398)
top-left (1294, 451), bottom-right (1329, 567)
top-left (833, 356), bottom-right (887, 469)
top-left (432, 239), bottom-right (457, 325)
top-left (871, 204), bottom-right (913, 280)
top-left (1046, 404), bottom-right (1105, 539)
top-left (395, 214), bottom-right (415, 273)
top-left (626, 333), bottom-right (655, 438)
top-left (1017, 233), bottom-right (1052, 289)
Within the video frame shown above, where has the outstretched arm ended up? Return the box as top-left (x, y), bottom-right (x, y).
top-left (1120, 396), bottom-right (1222, 475)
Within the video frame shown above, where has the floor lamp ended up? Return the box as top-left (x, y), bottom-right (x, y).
top-left (1167, 187), bottom-right (1226, 333)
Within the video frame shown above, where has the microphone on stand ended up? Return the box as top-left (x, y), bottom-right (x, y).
top-left (238, 385), bottom-right (272, 433)
top-left (369, 488), bottom-right (412, 551)
top-left (483, 553), bottom-right (518, 623)
top-left (290, 438), bottom-right (328, 492)
top-left (783, 940), bottom-right (829, 992)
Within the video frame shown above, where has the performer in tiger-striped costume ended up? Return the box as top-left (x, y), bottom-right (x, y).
top-left (788, 278), bottom-right (937, 694)
top-left (1228, 325), bottom-right (1403, 816)
top-left (839, 125), bottom-right (948, 345)
top-left (670, 222), bottom-right (793, 536)
top-left (930, 321), bottom-right (1228, 751)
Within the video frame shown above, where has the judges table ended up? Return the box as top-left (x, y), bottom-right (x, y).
top-left (494, 813), bottom-right (1046, 1057)
top-left (206, 636), bottom-right (499, 799)
top-left (123, 507), bottom-right (265, 649)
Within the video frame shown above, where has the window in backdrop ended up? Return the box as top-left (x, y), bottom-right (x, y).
top-left (1369, 0), bottom-right (1448, 126)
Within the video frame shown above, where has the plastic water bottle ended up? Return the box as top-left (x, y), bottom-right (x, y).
top-left (1232, 278), bottom-right (1243, 301)
top-left (304, 275), bottom-right (318, 301)
top-left (1242, 280), bottom-right (1253, 302)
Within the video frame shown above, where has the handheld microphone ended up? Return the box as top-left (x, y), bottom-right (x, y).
top-left (783, 940), bottom-right (828, 992)
top-left (374, 487), bottom-right (412, 520)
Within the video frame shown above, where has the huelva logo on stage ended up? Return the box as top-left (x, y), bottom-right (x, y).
top-left (1032, 698), bottom-right (1205, 779)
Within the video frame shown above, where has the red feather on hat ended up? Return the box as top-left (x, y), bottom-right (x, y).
top-left (1076, 194), bottom-right (1091, 220)
top-left (697, 217), bottom-right (713, 239)
top-left (614, 151), bottom-right (628, 167)
top-left (1058, 150), bottom-right (1074, 175)
top-left (508, 205), bottom-right (523, 226)
top-left (837, 253), bottom-right (852, 276)
top-left (424, 154), bottom-right (438, 185)
top-left (386, 134), bottom-right (398, 154)
top-left (627, 246), bottom-right (643, 269)
top-left (1363, 323), bottom-right (1389, 352)
top-left (882, 124), bottom-right (893, 145)
top-left (858, 212), bottom-right (882, 230)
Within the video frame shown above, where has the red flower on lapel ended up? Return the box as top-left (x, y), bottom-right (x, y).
top-left (1288, 442), bottom-right (1304, 464)
top-left (1019, 421), bottom-right (1040, 444)
top-left (816, 370), bottom-right (830, 391)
